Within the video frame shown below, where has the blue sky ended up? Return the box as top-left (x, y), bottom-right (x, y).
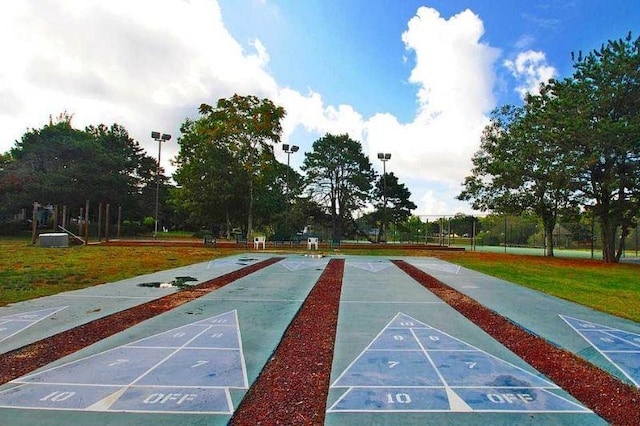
top-left (1, 1), bottom-right (639, 215)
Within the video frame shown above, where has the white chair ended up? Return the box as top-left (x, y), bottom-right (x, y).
top-left (254, 236), bottom-right (266, 249)
top-left (307, 237), bottom-right (318, 250)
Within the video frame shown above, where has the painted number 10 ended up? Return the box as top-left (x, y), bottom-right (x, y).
top-left (386, 392), bottom-right (412, 404)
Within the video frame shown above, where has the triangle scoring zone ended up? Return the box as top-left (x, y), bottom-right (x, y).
top-left (0, 310), bottom-right (248, 414)
top-left (329, 312), bottom-right (590, 413)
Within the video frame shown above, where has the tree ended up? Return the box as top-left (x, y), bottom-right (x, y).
top-left (556, 33), bottom-right (640, 262)
top-left (0, 115), bottom-right (161, 226)
top-left (85, 123), bottom-right (159, 216)
top-left (458, 93), bottom-right (577, 256)
top-left (301, 133), bottom-right (375, 241)
top-left (172, 116), bottom-right (247, 235)
top-left (197, 94), bottom-right (286, 240)
top-left (372, 171), bottom-right (416, 242)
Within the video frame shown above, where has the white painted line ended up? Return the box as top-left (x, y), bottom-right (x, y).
top-left (0, 306), bottom-right (67, 343)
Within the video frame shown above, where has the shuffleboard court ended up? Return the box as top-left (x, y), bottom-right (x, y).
top-left (406, 256), bottom-right (640, 386)
top-left (0, 255), bottom-right (274, 355)
top-left (0, 254), bottom-right (328, 425)
top-left (0, 310), bottom-right (247, 414)
top-left (326, 257), bottom-right (607, 425)
top-left (329, 312), bottom-right (589, 414)
top-left (561, 315), bottom-right (640, 387)
top-left (0, 307), bottom-right (67, 344)
top-left (0, 254), bottom-right (626, 424)
top-left (347, 260), bottom-right (395, 273)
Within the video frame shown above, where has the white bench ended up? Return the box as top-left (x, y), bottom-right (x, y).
top-left (254, 236), bottom-right (266, 249)
top-left (307, 237), bottom-right (318, 250)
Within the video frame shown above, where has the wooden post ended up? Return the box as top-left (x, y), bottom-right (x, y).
top-left (53, 205), bottom-right (59, 231)
top-left (117, 206), bottom-right (122, 238)
top-left (105, 204), bottom-right (110, 242)
top-left (31, 202), bottom-right (38, 245)
top-left (78, 208), bottom-right (83, 236)
top-left (61, 205), bottom-right (67, 229)
top-left (84, 200), bottom-right (90, 244)
top-left (97, 203), bottom-right (103, 242)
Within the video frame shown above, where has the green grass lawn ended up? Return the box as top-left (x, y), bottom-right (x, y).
top-left (1, 238), bottom-right (638, 323)
top-left (0, 238), bottom-right (236, 306)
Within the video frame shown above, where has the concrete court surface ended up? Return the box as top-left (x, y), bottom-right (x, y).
top-left (0, 253), bottom-right (634, 425)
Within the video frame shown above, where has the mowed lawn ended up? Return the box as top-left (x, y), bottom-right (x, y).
top-left (0, 238), bottom-right (237, 306)
top-left (1, 239), bottom-right (639, 323)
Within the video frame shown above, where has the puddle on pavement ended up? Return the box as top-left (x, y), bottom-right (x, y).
top-left (137, 276), bottom-right (199, 289)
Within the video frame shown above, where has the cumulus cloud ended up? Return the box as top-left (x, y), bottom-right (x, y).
top-left (504, 50), bottom-right (557, 98)
top-left (0, 1), bottom-right (503, 215)
top-left (363, 7), bottom-right (500, 214)
top-left (0, 0), bottom-right (279, 164)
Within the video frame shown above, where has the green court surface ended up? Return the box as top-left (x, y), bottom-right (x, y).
top-left (1, 254), bottom-right (634, 425)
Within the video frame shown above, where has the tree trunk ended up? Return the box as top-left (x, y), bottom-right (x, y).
top-left (246, 177), bottom-right (253, 241)
top-left (600, 217), bottom-right (617, 263)
top-left (225, 208), bottom-right (231, 240)
top-left (615, 226), bottom-right (629, 262)
top-left (544, 222), bottom-right (555, 257)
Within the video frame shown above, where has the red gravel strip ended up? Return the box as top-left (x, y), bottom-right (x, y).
top-left (0, 257), bottom-right (283, 385)
top-left (229, 258), bottom-right (345, 425)
top-left (392, 260), bottom-right (640, 426)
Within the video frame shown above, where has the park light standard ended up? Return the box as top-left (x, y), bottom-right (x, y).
top-left (282, 144), bottom-right (299, 168)
top-left (377, 152), bottom-right (391, 242)
top-left (151, 131), bottom-right (171, 238)
top-left (282, 144), bottom-right (299, 235)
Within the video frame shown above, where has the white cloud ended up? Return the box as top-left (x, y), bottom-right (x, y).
top-left (504, 50), bottom-right (557, 98)
top-left (0, 1), bottom-right (499, 215)
top-left (0, 0), bottom-right (279, 164)
top-left (363, 7), bottom-right (500, 214)
top-left (276, 88), bottom-right (364, 142)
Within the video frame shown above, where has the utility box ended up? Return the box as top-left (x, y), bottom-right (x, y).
top-left (39, 233), bottom-right (69, 248)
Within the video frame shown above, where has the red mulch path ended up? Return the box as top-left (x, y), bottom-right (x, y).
top-left (229, 258), bottom-right (345, 425)
top-left (0, 257), bottom-right (283, 385)
top-left (392, 260), bottom-right (640, 426)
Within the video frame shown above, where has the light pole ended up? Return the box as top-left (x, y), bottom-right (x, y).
top-left (151, 131), bottom-right (171, 238)
top-left (282, 144), bottom-right (299, 237)
top-left (377, 153), bottom-right (391, 242)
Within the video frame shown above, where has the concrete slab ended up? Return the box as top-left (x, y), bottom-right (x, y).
top-left (0, 254), bottom-right (624, 425)
top-left (404, 256), bottom-right (640, 386)
top-left (0, 254), bottom-right (325, 425)
top-left (0, 254), bottom-right (273, 354)
top-left (325, 257), bottom-right (606, 425)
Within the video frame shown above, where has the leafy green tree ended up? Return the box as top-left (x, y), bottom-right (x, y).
top-left (458, 89), bottom-right (578, 256)
top-left (301, 133), bottom-right (375, 241)
top-left (0, 115), bottom-right (161, 227)
top-left (85, 123), bottom-right (159, 217)
top-left (196, 94), bottom-right (286, 240)
top-left (556, 33), bottom-right (640, 262)
top-left (172, 116), bottom-right (247, 235)
top-left (372, 171), bottom-right (416, 242)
